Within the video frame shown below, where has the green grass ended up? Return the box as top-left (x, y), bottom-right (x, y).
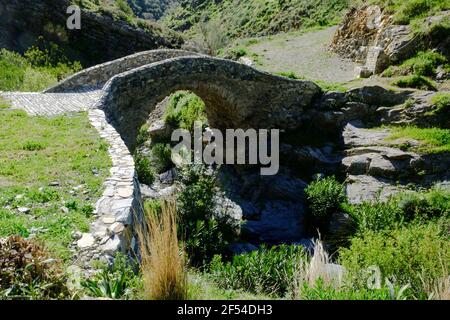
top-left (383, 50), bottom-right (448, 78)
top-left (188, 272), bottom-right (273, 300)
top-left (164, 0), bottom-right (350, 39)
top-left (361, 0), bottom-right (450, 25)
top-left (276, 71), bottom-right (347, 92)
top-left (392, 75), bottom-right (437, 91)
top-left (385, 125), bottom-right (450, 154)
top-left (0, 109), bottom-right (111, 260)
top-left (428, 92), bottom-right (450, 115)
top-left (0, 97), bottom-right (10, 110)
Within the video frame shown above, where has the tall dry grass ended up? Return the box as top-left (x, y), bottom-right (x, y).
top-left (290, 239), bottom-right (344, 299)
top-left (138, 200), bottom-right (188, 300)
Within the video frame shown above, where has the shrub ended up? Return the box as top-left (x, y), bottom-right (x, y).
top-left (346, 200), bottom-right (403, 236)
top-left (20, 68), bottom-right (57, 92)
top-left (305, 176), bottom-right (347, 225)
top-left (134, 153), bottom-right (155, 185)
top-left (150, 143), bottom-right (173, 173)
top-left (138, 200), bottom-right (188, 300)
top-left (0, 236), bottom-right (69, 299)
top-left (339, 222), bottom-right (449, 297)
top-left (210, 245), bottom-right (305, 296)
top-left (164, 91), bottom-right (207, 132)
top-left (392, 75), bottom-right (437, 91)
top-left (177, 164), bottom-right (236, 267)
top-left (347, 188), bottom-right (450, 236)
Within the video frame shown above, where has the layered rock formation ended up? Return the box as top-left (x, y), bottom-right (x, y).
top-left (331, 5), bottom-right (450, 77)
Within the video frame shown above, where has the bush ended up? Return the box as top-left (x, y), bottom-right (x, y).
top-left (305, 176), bottom-right (347, 225)
top-left (210, 245), bottom-right (305, 296)
top-left (392, 75), bottom-right (437, 91)
top-left (177, 165), bottom-right (235, 267)
top-left (164, 91), bottom-right (207, 132)
top-left (339, 222), bottom-right (449, 297)
top-left (134, 153), bottom-right (155, 185)
top-left (346, 200), bottom-right (403, 236)
top-left (0, 236), bottom-right (69, 299)
top-left (0, 45), bottom-right (82, 92)
top-left (150, 143), bottom-right (173, 173)
top-left (347, 188), bottom-right (450, 236)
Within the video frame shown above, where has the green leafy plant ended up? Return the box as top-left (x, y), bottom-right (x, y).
top-left (210, 245), bottom-right (305, 296)
top-left (164, 91), bottom-right (207, 132)
top-left (305, 176), bottom-right (347, 225)
top-left (134, 153), bottom-right (155, 185)
top-left (177, 164), bottom-right (235, 267)
top-left (82, 254), bottom-right (139, 300)
top-left (339, 222), bottom-right (449, 297)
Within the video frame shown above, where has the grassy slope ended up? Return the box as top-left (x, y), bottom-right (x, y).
top-left (164, 0), bottom-right (350, 38)
top-left (0, 107), bottom-right (111, 260)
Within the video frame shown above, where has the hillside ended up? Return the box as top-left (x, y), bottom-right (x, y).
top-left (163, 0), bottom-right (350, 38)
top-left (0, 0), bottom-right (184, 66)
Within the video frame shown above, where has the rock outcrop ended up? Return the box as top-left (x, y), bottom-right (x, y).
top-left (331, 5), bottom-right (450, 77)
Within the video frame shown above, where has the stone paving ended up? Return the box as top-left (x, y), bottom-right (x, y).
top-left (0, 87), bottom-right (102, 116)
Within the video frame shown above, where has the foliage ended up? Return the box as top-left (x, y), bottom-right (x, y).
top-left (210, 245), bottom-right (305, 296)
top-left (0, 236), bottom-right (69, 300)
top-left (164, 0), bottom-right (350, 39)
top-left (383, 50), bottom-right (448, 78)
top-left (164, 91), bottom-right (207, 131)
top-left (0, 45), bottom-right (82, 92)
top-left (0, 110), bottom-right (111, 259)
top-left (150, 143), bottom-right (173, 173)
top-left (127, 0), bottom-right (178, 20)
top-left (0, 97), bottom-right (9, 110)
top-left (138, 200), bottom-right (188, 300)
top-left (299, 279), bottom-right (409, 300)
top-left (386, 125), bottom-right (450, 154)
top-left (339, 221), bottom-right (449, 297)
top-left (429, 92), bottom-right (450, 115)
top-left (177, 164), bottom-right (235, 267)
top-left (82, 254), bottom-right (140, 299)
top-left (392, 74), bottom-right (437, 91)
top-left (347, 187), bottom-right (450, 236)
top-left (134, 153), bottom-right (156, 185)
top-left (305, 176), bottom-right (347, 224)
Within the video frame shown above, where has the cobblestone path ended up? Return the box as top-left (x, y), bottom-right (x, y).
top-left (0, 87), bottom-right (103, 116)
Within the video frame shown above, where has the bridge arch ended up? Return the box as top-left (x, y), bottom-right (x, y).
top-left (96, 55), bottom-right (321, 150)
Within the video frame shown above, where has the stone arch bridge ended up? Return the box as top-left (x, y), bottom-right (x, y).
top-left (1, 49), bottom-right (321, 268)
top-left (46, 49), bottom-right (321, 150)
